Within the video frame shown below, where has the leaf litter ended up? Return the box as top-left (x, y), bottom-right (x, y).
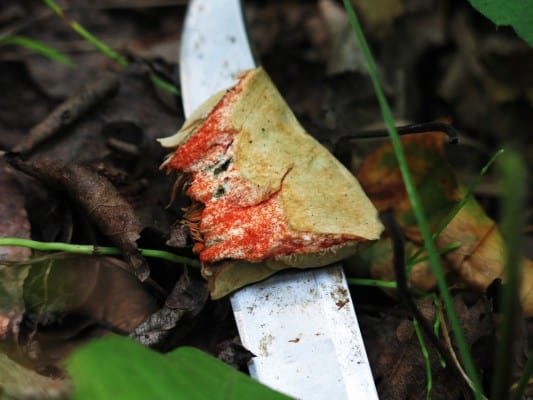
top-left (0, 161), bottom-right (31, 341)
top-left (0, 1), bottom-right (531, 398)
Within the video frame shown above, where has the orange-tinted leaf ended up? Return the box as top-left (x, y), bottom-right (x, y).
top-left (357, 132), bottom-right (460, 236)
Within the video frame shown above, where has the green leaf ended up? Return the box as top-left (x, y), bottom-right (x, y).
top-left (67, 335), bottom-right (290, 400)
top-left (467, 0), bottom-right (533, 46)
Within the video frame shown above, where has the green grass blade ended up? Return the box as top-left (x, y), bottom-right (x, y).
top-left (70, 21), bottom-right (129, 66)
top-left (150, 73), bottom-right (180, 96)
top-left (42, 0), bottom-right (128, 66)
top-left (431, 295), bottom-right (447, 368)
top-left (0, 35), bottom-right (76, 67)
top-left (347, 278), bottom-right (397, 289)
top-left (413, 318), bottom-right (433, 399)
top-left (491, 150), bottom-right (527, 400)
top-left (341, 1), bottom-right (483, 397)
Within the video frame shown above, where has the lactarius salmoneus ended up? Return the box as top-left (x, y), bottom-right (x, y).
top-left (159, 67), bottom-right (383, 299)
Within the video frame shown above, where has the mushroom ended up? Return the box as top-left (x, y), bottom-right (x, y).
top-left (159, 67), bottom-right (383, 298)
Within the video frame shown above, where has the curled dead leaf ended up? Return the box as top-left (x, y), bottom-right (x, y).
top-left (7, 157), bottom-right (149, 281)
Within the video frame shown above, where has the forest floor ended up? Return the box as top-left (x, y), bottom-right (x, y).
top-left (0, 1), bottom-right (532, 399)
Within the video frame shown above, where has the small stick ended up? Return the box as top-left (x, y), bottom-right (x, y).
top-left (333, 122), bottom-right (459, 147)
top-left (12, 72), bottom-right (119, 155)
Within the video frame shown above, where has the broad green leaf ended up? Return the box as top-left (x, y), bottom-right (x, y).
top-left (67, 335), bottom-right (290, 400)
top-left (468, 0), bottom-right (533, 46)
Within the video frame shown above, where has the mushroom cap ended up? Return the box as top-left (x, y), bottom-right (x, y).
top-left (160, 67), bottom-right (383, 298)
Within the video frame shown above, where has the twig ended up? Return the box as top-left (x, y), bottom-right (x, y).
top-left (12, 72), bottom-right (119, 155)
top-left (337, 121), bottom-right (459, 143)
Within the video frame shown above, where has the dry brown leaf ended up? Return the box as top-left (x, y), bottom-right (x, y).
top-left (7, 157), bottom-right (149, 281)
top-left (130, 269), bottom-right (208, 348)
top-left (348, 238), bottom-right (440, 293)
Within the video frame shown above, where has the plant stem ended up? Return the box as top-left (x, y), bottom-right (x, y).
top-left (347, 278), bottom-right (397, 289)
top-left (0, 238), bottom-right (201, 268)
